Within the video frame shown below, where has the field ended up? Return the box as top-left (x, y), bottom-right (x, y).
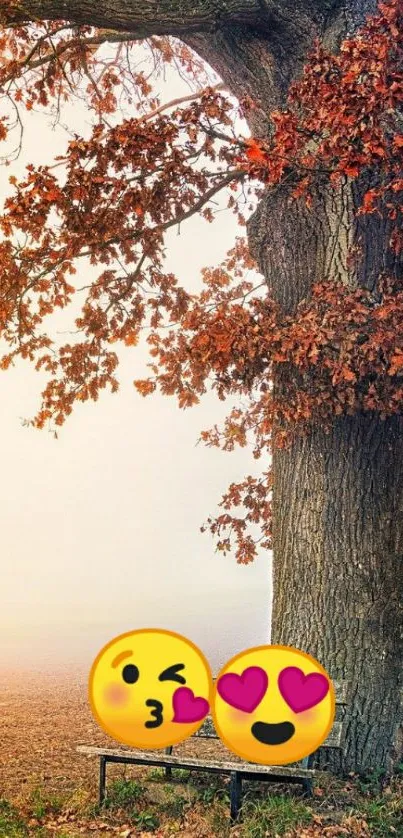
top-left (0, 669), bottom-right (402, 837)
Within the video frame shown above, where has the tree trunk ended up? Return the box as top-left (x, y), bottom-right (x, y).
top-left (247, 172), bottom-right (403, 772)
top-left (4, 0), bottom-right (402, 773)
top-left (272, 415), bottom-right (403, 772)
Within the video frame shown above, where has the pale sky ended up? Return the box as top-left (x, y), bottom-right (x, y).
top-left (1, 42), bottom-right (271, 676)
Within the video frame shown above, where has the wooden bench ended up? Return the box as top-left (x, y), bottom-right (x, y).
top-left (78, 679), bottom-right (348, 821)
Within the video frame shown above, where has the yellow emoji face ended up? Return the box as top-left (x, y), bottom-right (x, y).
top-left (89, 629), bottom-right (213, 749)
top-left (212, 645), bottom-right (335, 765)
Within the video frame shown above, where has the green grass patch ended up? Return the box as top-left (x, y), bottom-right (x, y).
top-left (158, 786), bottom-right (189, 818)
top-left (147, 766), bottom-right (193, 782)
top-left (1, 770), bottom-right (401, 838)
top-left (198, 783), bottom-right (229, 805)
top-left (102, 778), bottom-right (144, 810)
top-left (357, 796), bottom-right (403, 837)
top-left (0, 800), bottom-right (28, 838)
top-left (189, 771), bottom-right (226, 794)
top-left (356, 767), bottom-right (387, 795)
top-left (148, 767), bottom-right (165, 781)
top-left (204, 800), bottom-right (232, 837)
top-left (97, 779), bottom-right (159, 830)
top-left (241, 794), bottom-right (312, 838)
top-left (133, 810), bottom-right (160, 831)
top-left (29, 787), bottom-right (63, 820)
top-left (169, 768), bottom-right (191, 781)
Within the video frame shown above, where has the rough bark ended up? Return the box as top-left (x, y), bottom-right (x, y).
top-left (3, 0), bottom-right (402, 772)
top-left (269, 413), bottom-right (403, 772)
top-left (3, 0), bottom-right (339, 38)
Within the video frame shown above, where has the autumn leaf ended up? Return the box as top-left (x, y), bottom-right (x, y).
top-left (389, 348), bottom-right (403, 376)
top-left (341, 367), bottom-right (357, 382)
top-left (244, 138), bottom-right (268, 165)
top-left (124, 331), bottom-right (139, 347)
top-left (343, 164), bottom-right (360, 178)
top-left (361, 189), bottom-right (378, 212)
top-left (134, 379), bottom-right (156, 396)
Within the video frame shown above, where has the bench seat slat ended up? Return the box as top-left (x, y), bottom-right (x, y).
top-left (331, 681), bottom-right (348, 704)
top-left (322, 721), bottom-right (343, 748)
top-left (77, 745), bottom-right (315, 778)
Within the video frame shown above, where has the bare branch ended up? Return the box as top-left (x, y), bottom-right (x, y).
top-left (138, 83), bottom-right (225, 123)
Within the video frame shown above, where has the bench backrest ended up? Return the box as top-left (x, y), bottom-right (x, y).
top-left (194, 679), bottom-right (348, 750)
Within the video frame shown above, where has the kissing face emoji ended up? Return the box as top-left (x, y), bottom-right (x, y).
top-left (212, 645), bottom-right (335, 765)
top-left (89, 629), bottom-right (212, 749)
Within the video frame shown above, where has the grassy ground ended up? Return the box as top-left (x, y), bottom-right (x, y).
top-left (2, 671), bottom-right (402, 837)
top-left (1, 766), bottom-right (402, 837)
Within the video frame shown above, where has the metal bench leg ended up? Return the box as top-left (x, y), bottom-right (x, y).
top-left (301, 777), bottom-right (313, 797)
top-left (99, 756), bottom-right (107, 805)
top-left (165, 746), bottom-right (173, 778)
top-left (301, 755), bottom-right (314, 797)
top-left (230, 771), bottom-right (242, 821)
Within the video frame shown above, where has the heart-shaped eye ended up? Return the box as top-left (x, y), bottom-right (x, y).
top-left (278, 666), bottom-right (329, 713)
top-left (217, 666), bottom-right (268, 713)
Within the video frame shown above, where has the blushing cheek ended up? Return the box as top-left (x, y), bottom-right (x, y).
top-left (227, 708), bottom-right (252, 725)
top-left (297, 708), bottom-right (319, 726)
top-left (104, 682), bottom-right (130, 707)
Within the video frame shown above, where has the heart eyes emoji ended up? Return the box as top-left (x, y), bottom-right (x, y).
top-left (217, 665), bottom-right (329, 713)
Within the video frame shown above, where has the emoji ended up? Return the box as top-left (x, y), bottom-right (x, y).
top-left (212, 645), bottom-right (335, 765)
top-left (89, 628), bottom-right (213, 749)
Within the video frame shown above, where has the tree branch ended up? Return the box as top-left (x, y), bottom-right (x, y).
top-left (3, 0), bottom-right (276, 38)
top-left (0, 30), bottom-right (136, 85)
top-left (138, 83), bottom-right (225, 123)
top-left (3, 0), bottom-right (346, 36)
top-left (78, 170), bottom-right (245, 258)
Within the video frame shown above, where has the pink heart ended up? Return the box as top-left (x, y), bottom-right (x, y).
top-left (217, 666), bottom-right (268, 713)
top-left (278, 667), bottom-right (329, 713)
top-left (172, 687), bottom-right (210, 724)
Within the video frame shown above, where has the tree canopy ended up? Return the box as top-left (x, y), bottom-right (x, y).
top-left (0, 0), bottom-right (402, 563)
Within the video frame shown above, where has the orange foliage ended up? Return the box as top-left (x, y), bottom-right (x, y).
top-left (239, 0), bottom-right (403, 250)
top-left (0, 0), bottom-right (402, 561)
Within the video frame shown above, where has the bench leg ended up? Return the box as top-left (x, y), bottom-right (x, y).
top-left (300, 755), bottom-right (313, 797)
top-left (301, 777), bottom-right (313, 797)
top-left (99, 756), bottom-right (107, 805)
top-left (230, 771), bottom-right (242, 822)
top-left (165, 746), bottom-right (173, 778)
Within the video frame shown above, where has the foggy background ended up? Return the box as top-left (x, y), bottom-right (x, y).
top-left (1, 42), bottom-right (271, 678)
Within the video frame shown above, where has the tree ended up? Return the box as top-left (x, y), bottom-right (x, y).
top-left (1, 0), bottom-right (402, 772)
